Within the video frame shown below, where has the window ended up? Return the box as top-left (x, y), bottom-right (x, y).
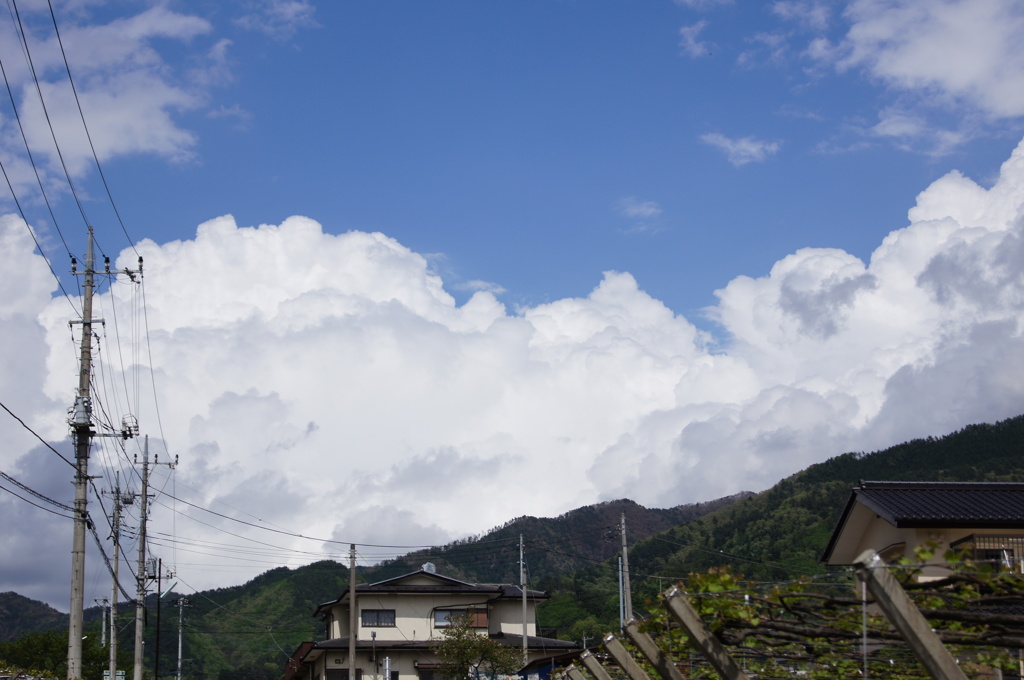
top-left (951, 534), bottom-right (1024, 572)
top-left (361, 609), bottom-right (396, 627)
top-left (434, 608), bottom-right (487, 628)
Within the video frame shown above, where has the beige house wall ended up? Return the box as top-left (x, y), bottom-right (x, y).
top-left (325, 587), bottom-right (538, 641)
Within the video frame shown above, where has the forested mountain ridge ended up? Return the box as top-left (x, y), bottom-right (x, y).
top-left (5, 414), bottom-right (1024, 679)
top-left (625, 415), bottom-right (1024, 598)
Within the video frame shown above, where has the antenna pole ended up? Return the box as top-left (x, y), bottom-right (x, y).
top-left (68, 227), bottom-right (96, 680)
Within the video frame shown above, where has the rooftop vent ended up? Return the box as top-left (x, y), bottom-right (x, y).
top-left (422, 562), bottom-right (436, 574)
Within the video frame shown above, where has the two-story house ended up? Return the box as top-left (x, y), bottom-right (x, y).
top-left (285, 564), bottom-right (579, 680)
top-left (821, 480), bottom-right (1024, 578)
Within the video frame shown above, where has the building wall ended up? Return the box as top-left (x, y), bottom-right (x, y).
top-left (328, 592), bottom-right (538, 642)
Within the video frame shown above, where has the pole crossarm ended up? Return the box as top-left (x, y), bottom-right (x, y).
top-left (854, 549), bottom-right (970, 680)
top-left (662, 586), bottom-right (752, 680)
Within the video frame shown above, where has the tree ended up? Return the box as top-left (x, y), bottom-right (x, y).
top-left (432, 612), bottom-right (523, 680)
top-left (0, 629), bottom-right (130, 680)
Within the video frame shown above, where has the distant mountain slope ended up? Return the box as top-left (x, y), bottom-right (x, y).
top-left (627, 415), bottom-right (1024, 594)
top-left (362, 495), bottom-right (751, 587)
top-left (7, 413), bottom-right (1024, 678)
top-left (0, 592), bottom-right (66, 641)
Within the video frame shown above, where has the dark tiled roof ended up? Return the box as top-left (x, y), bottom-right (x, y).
top-left (314, 568), bottom-right (547, 617)
top-left (854, 481), bottom-right (1024, 528)
top-left (489, 632), bottom-right (581, 652)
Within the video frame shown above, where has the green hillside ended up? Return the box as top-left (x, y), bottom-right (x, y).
top-left (6, 414), bottom-right (1024, 679)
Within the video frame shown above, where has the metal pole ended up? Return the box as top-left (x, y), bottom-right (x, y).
top-left (68, 227), bottom-right (96, 680)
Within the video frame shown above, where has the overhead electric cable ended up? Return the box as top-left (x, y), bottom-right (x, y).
top-left (0, 44), bottom-right (75, 259)
top-left (0, 470), bottom-right (73, 512)
top-left (87, 513), bottom-right (135, 602)
top-left (10, 0), bottom-right (92, 227)
top-left (0, 481), bottom-right (73, 519)
top-left (0, 398), bottom-right (75, 468)
top-left (44, 0), bottom-right (139, 256)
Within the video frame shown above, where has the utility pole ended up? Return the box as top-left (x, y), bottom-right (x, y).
top-left (67, 230), bottom-right (142, 680)
top-left (134, 437), bottom-right (151, 680)
top-left (68, 226), bottom-right (97, 680)
top-left (620, 513), bottom-right (632, 623)
top-left (96, 598), bottom-right (108, 648)
top-left (348, 545), bottom-right (357, 680)
top-left (108, 473), bottom-right (125, 680)
top-left (175, 598), bottom-right (189, 680)
top-left (520, 534), bottom-right (527, 665)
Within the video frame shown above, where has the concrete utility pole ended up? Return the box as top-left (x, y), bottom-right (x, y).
top-left (349, 544), bottom-right (357, 680)
top-left (176, 598), bottom-right (189, 680)
top-left (134, 437), bottom-right (152, 680)
top-left (68, 227), bottom-right (97, 680)
top-left (109, 474), bottom-right (125, 680)
top-left (520, 534), bottom-right (528, 665)
top-left (96, 598), bottom-right (108, 648)
top-left (620, 513), bottom-right (632, 624)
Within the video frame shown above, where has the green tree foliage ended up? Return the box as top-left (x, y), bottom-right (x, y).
top-left (432, 612), bottom-right (523, 680)
top-left (0, 629), bottom-right (131, 680)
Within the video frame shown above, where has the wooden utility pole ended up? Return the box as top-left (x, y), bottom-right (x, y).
top-left (68, 227), bottom-right (97, 680)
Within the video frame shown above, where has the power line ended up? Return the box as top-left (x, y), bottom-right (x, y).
top-left (43, 0), bottom-right (139, 257)
top-left (0, 398), bottom-right (76, 468)
top-left (9, 0), bottom-right (91, 228)
top-left (0, 480), bottom-right (73, 519)
top-left (0, 470), bottom-right (73, 512)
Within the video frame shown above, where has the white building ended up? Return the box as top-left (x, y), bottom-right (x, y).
top-left (286, 564), bottom-right (580, 680)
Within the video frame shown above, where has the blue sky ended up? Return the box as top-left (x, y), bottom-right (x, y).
top-left (4, 0), bottom-right (1024, 608)
top-left (11, 0), bottom-right (1022, 319)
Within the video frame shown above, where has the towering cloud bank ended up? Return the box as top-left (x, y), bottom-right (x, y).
top-left (4, 140), bottom-right (1024, 598)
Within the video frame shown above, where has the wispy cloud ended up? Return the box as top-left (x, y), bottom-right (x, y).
top-left (772, 1), bottom-right (830, 31)
top-left (700, 132), bottom-right (781, 165)
top-left (679, 21), bottom-right (711, 58)
top-left (618, 197), bottom-right (663, 220)
top-left (235, 0), bottom-right (319, 41)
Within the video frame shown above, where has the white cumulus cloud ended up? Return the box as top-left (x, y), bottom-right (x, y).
top-left (6, 139), bottom-right (1024, 605)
